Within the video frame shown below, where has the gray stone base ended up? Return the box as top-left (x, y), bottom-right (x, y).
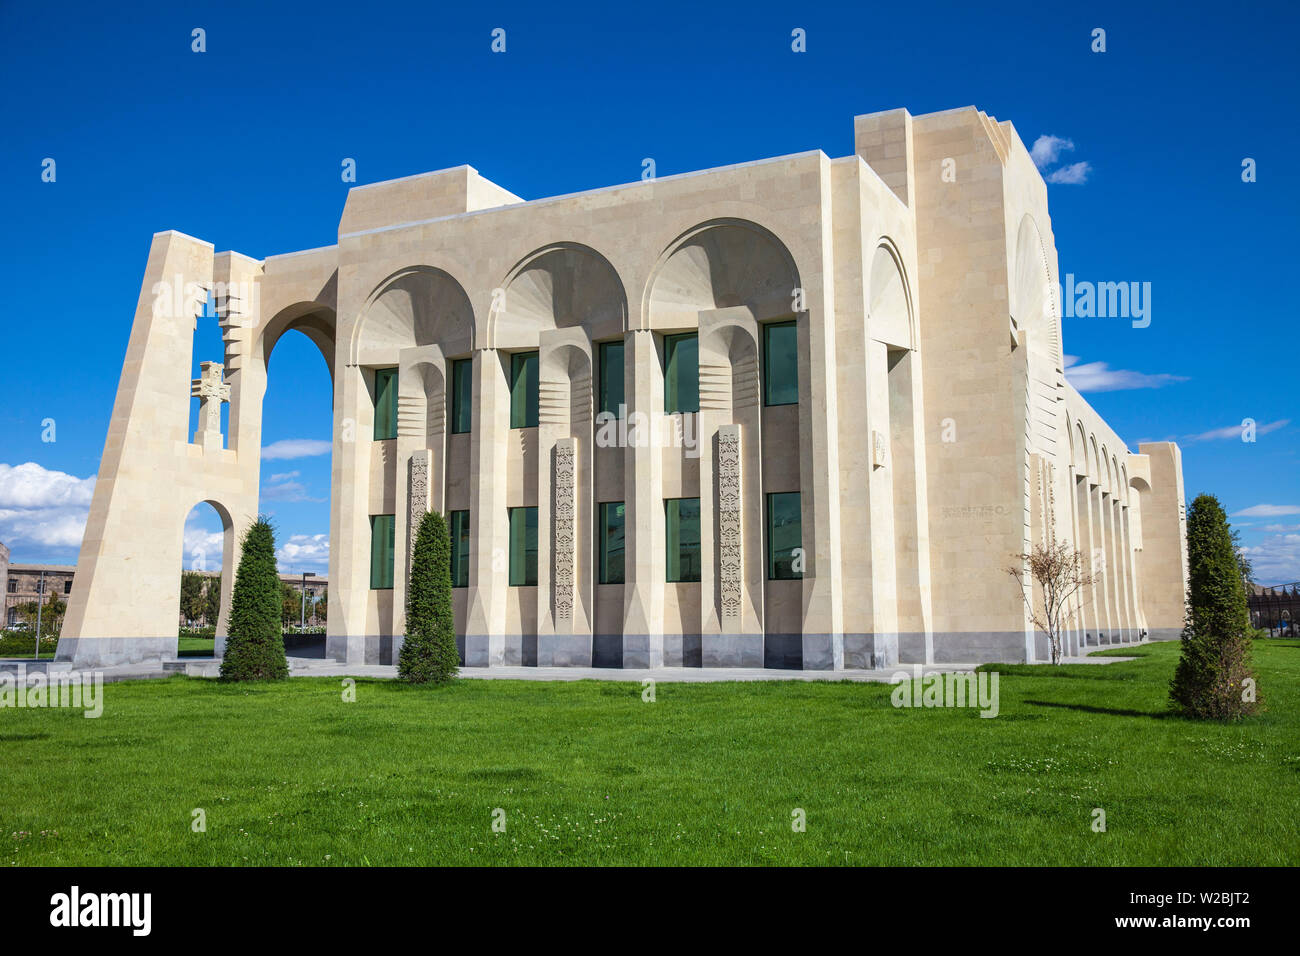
top-left (703, 634), bottom-right (764, 668)
top-left (537, 633), bottom-right (593, 667)
top-left (1146, 627), bottom-right (1182, 642)
top-left (842, 633), bottom-right (897, 669)
top-left (56, 636), bottom-right (178, 668)
top-left (932, 631), bottom-right (1030, 664)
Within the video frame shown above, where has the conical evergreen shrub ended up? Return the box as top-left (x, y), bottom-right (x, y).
top-left (1170, 494), bottom-right (1258, 719)
top-left (220, 517), bottom-right (289, 681)
top-left (399, 510), bottom-right (460, 684)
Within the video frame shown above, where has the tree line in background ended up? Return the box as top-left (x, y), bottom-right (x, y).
top-left (178, 570), bottom-right (326, 631)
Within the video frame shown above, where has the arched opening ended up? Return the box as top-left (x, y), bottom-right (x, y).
top-left (177, 499), bottom-right (233, 658)
top-left (351, 268), bottom-right (472, 664)
top-left (259, 321), bottom-right (334, 660)
top-left (496, 244), bottom-right (624, 667)
top-left (648, 219), bottom-right (803, 669)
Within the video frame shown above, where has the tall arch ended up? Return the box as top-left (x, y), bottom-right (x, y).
top-left (351, 266), bottom-right (474, 363)
top-left (493, 243), bottom-right (627, 349)
top-left (646, 218), bottom-right (801, 329)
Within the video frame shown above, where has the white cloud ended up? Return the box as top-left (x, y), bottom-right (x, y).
top-left (0, 462), bottom-right (95, 509)
top-left (1063, 356), bottom-right (1188, 392)
top-left (1242, 534), bottom-right (1300, 585)
top-left (277, 533), bottom-right (329, 573)
top-left (1045, 161), bottom-right (1092, 185)
top-left (1030, 134), bottom-right (1074, 168)
top-left (1186, 419), bottom-right (1289, 442)
top-left (262, 470), bottom-right (324, 503)
top-left (1233, 504), bottom-right (1300, 518)
top-left (0, 462), bottom-right (96, 551)
top-left (1260, 524), bottom-right (1300, 533)
top-left (261, 439), bottom-right (331, 460)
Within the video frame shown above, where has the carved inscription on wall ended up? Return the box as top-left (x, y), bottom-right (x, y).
top-left (408, 452), bottom-right (430, 570)
top-left (717, 426), bottom-right (743, 627)
top-left (553, 440), bottom-right (576, 622)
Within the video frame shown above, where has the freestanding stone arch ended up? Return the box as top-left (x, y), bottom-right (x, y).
top-left (58, 232), bottom-right (337, 667)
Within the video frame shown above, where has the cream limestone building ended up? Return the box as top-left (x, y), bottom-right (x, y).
top-left (57, 106), bottom-right (1188, 670)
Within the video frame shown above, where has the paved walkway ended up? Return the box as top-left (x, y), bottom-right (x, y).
top-left (1, 645), bottom-right (1146, 685)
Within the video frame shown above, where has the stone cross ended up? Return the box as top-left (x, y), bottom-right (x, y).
top-left (191, 361), bottom-right (230, 445)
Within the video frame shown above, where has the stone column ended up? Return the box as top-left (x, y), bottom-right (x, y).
top-left (623, 329), bottom-right (665, 668)
top-left (799, 304), bottom-right (846, 670)
top-left (465, 348), bottom-right (510, 666)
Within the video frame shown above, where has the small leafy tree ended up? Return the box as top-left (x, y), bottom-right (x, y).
top-left (1007, 541), bottom-right (1093, 666)
top-left (180, 571), bottom-right (206, 624)
top-left (204, 576), bottom-right (221, 626)
top-left (281, 580), bottom-right (300, 629)
top-left (16, 590), bottom-right (67, 638)
top-left (399, 510), bottom-right (459, 684)
top-left (1170, 494), bottom-right (1258, 719)
top-left (220, 517), bottom-right (289, 681)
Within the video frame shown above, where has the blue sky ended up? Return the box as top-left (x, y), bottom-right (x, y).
top-left (1, 0), bottom-right (1297, 582)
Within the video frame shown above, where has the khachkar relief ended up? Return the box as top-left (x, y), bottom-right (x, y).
top-left (717, 425), bottom-right (743, 628)
top-left (190, 361), bottom-right (230, 448)
top-left (408, 451), bottom-right (431, 568)
top-left (553, 439), bottom-right (577, 623)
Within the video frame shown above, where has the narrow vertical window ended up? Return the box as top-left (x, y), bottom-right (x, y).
top-left (763, 320), bottom-right (798, 406)
top-left (449, 510), bottom-right (470, 588)
top-left (599, 501), bottom-right (626, 584)
top-left (451, 358), bottom-right (472, 434)
top-left (369, 514), bottom-right (395, 589)
top-left (373, 368), bottom-right (398, 440)
top-left (767, 492), bottom-right (803, 579)
top-left (663, 332), bottom-right (699, 414)
top-left (508, 506), bottom-right (538, 586)
top-left (510, 351), bottom-right (539, 428)
top-left (598, 340), bottom-right (625, 418)
top-left (665, 497), bottom-right (701, 582)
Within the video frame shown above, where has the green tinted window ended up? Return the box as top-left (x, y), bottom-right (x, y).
top-left (508, 507), bottom-right (538, 586)
top-left (369, 514), bottom-right (395, 589)
top-left (665, 497), bottom-right (701, 582)
top-left (510, 352), bottom-right (539, 428)
top-left (449, 510), bottom-right (470, 588)
top-left (764, 321), bottom-right (798, 406)
top-left (599, 501), bottom-right (626, 584)
top-left (767, 492), bottom-right (802, 579)
top-left (599, 341), bottom-right (625, 417)
top-left (451, 359), bottom-right (472, 434)
top-left (664, 333), bottom-right (699, 414)
top-left (373, 368), bottom-right (398, 440)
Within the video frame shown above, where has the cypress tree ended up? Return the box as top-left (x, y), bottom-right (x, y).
top-left (220, 517), bottom-right (290, 681)
top-left (1170, 494), bottom-right (1258, 719)
top-left (399, 510), bottom-right (459, 684)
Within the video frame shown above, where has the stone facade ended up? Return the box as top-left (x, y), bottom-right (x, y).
top-left (5, 559), bottom-right (76, 629)
top-left (58, 106), bottom-right (1188, 669)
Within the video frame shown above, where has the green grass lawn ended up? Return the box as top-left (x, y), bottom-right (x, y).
top-left (177, 636), bottom-right (216, 657)
top-left (2, 640), bottom-right (1296, 866)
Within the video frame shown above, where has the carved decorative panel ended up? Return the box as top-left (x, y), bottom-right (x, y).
top-left (553, 440), bottom-right (576, 622)
top-left (408, 452), bottom-right (430, 567)
top-left (717, 427), bottom-right (743, 625)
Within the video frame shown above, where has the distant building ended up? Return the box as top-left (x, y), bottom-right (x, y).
top-left (3, 543), bottom-right (76, 628)
top-left (0, 542), bottom-right (325, 631)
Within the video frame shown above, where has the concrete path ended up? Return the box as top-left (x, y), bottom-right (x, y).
top-left (1, 644), bottom-right (1140, 686)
